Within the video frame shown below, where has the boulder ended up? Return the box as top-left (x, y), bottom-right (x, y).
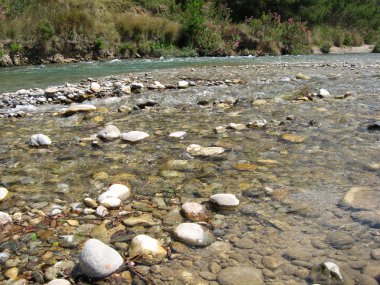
top-left (173, 223), bottom-right (215, 247)
top-left (79, 239), bottom-right (124, 279)
top-left (0, 54), bottom-right (13, 67)
top-left (128, 235), bottom-right (167, 265)
top-left (121, 131), bottom-right (149, 143)
top-left (29, 134), bottom-right (52, 147)
top-left (97, 125), bottom-right (121, 140)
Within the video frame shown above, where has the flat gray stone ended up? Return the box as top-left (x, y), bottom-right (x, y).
top-left (121, 131), bottom-right (149, 143)
top-left (217, 266), bottom-right (264, 285)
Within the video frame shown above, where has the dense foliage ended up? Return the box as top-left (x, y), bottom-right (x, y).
top-left (0, 0), bottom-right (378, 63)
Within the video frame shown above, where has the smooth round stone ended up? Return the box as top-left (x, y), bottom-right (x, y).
top-left (47, 279), bottom-right (71, 285)
top-left (371, 249), bottom-right (380, 260)
top-left (174, 223), bottom-right (215, 247)
top-left (186, 144), bottom-right (225, 156)
top-left (90, 82), bottom-right (101, 93)
top-left (296, 73), bottom-right (310, 80)
top-left (281, 133), bottom-right (306, 143)
top-left (169, 131), bottom-right (187, 139)
top-left (0, 252), bottom-right (10, 265)
top-left (29, 134), bottom-right (52, 147)
top-left (131, 82), bottom-right (144, 90)
top-left (0, 187), bottom-right (9, 201)
top-left (83, 197), bottom-right (98, 208)
top-left (342, 187), bottom-right (379, 211)
top-left (95, 206), bottom-right (109, 217)
top-left (154, 81), bottom-right (166, 89)
top-left (64, 104), bottom-right (97, 115)
top-left (262, 256), bottom-right (284, 270)
top-left (100, 197), bottom-right (122, 209)
top-left (98, 184), bottom-right (131, 202)
top-left (128, 235), bottom-right (167, 265)
top-left (0, 211), bottom-right (12, 225)
top-left (178, 80), bottom-right (189, 88)
top-left (79, 239), bottom-right (124, 279)
top-left (181, 202), bottom-right (207, 221)
top-left (121, 131), bottom-right (149, 143)
top-left (319, 88), bottom-right (331, 97)
top-left (309, 262), bottom-right (347, 284)
top-left (209, 194), bottom-right (240, 210)
top-left (97, 125), bottom-right (121, 140)
top-left (325, 232), bottom-right (354, 249)
top-left (122, 214), bottom-right (159, 227)
top-left (247, 119), bottom-right (268, 128)
top-left (351, 210), bottom-right (380, 228)
top-left (217, 266), bottom-right (264, 285)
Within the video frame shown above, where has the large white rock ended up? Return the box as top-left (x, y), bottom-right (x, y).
top-left (98, 184), bottom-right (131, 203)
top-left (100, 197), bottom-right (122, 209)
top-left (121, 131), bottom-right (149, 143)
top-left (210, 193), bottom-right (240, 210)
top-left (186, 144), bottom-right (225, 156)
top-left (79, 239), bottom-right (123, 279)
top-left (154, 81), bottom-right (166, 89)
top-left (47, 279), bottom-right (71, 285)
top-left (64, 104), bottom-right (97, 115)
top-left (29, 134), bottom-right (52, 147)
top-left (174, 223), bottom-right (215, 247)
top-left (0, 211), bottom-right (12, 225)
top-left (169, 131), bottom-right (187, 139)
top-left (97, 125), bottom-right (121, 140)
top-left (90, 82), bottom-right (102, 93)
top-left (319, 88), bottom-right (331, 97)
top-left (0, 187), bottom-right (9, 202)
top-left (128, 235), bottom-right (167, 265)
top-left (178, 80), bottom-right (189, 89)
top-left (247, 119), bottom-right (268, 128)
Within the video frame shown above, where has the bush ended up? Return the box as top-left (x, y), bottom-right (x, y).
top-left (0, 48), bottom-right (3, 58)
top-left (37, 20), bottom-right (54, 41)
top-left (320, 43), bottom-right (331, 53)
top-left (10, 42), bottom-right (21, 53)
top-left (94, 38), bottom-right (105, 51)
top-left (351, 31), bottom-right (364, 46)
top-left (373, 39), bottom-right (380, 53)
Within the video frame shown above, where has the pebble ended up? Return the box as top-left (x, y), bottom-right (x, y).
top-left (83, 197), bottom-right (98, 208)
top-left (98, 184), bottom-right (131, 202)
top-left (186, 144), bottom-right (225, 156)
top-left (181, 202), bottom-right (207, 221)
top-left (0, 211), bottom-right (12, 225)
top-left (97, 125), bottom-right (121, 140)
top-left (262, 256), bottom-right (284, 270)
top-left (79, 238), bottom-right (124, 279)
top-left (121, 131), bottom-right (150, 143)
top-left (247, 119), bottom-right (268, 128)
top-left (342, 186), bottom-right (379, 211)
top-left (29, 133), bottom-right (52, 147)
top-left (90, 82), bottom-right (102, 93)
top-left (296, 73), bottom-right (310, 80)
top-left (169, 131), bottom-right (187, 138)
top-left (5, 267), bottom-right (18, 279)
top-left (178, 80), bottom-right (189, 89)
top-left (0, 187), bottom-right (9, 201)
top-left (371, 249), bottom-right (380, 260)
top-left (0, 252), bottom-right (10, 265)
top-left (64, 103), bottom-right (97, 115)
top-left (47, 279), bottom-right (71, 285)
top-left (281, 133), bottom-right (306, 143)
top-left (128, 235), bottom-right (167, 265)
top-left (217, 266), bottom-right (264, 285)
top-left (325, 232), bottom-right (354, 249)
top-left (123, 214), bottom-right (158, 227)
top-left (318, 88), bottom-right (331, 97)
top-left (174, 223), bottom-right (215, 247)
top-left (95, 205), bottom-right (109, 217)
top-left (209, 193), bottom-right (240, 210)
top-left (100, 197), bottom-right (122, 209)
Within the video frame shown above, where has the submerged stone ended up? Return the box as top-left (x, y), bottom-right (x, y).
top-left (29, 134), bottom-right (52, 147)
top-left (128, 235), bottom-right (167, 265)
top-left (174, 223), bottom-right (215, 247)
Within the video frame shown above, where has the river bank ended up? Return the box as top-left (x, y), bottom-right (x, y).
top-left (0, 55), bottom-right (380, 284)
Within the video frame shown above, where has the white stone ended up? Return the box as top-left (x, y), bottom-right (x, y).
top-left (79, 239), bottom-right (123, 279)
top-left (64, 104), bottom-right (97, 115)
top-left (169, 131), bottom-right (187, 138)
top-left (186, 144), bottom-right (225, 156)
top-left (178, 80), bottom-right (189, 89)
top-left (174, 223), bottom-right (215, 247)
top-left (47, 279), bottom-right (71, 285)
top-left (247, 119), bottom-right (268, 128)
top-left (131, 82), bottom-right (144, 90)
top-left (98, 184), bottom-right (131, 202)
top-left (210, 193), bottom-right (240, 209)
top-left (0, 211), bottom-right (12, 225)
top-left (29, 134), bottom-right (52, 147)
top-left (121, 131), bottom-right (149, 143)
top-left (181, 202), bottom-right (206, 221)
top-left (323, 262), bottom-right (343, 281)
top-left (228, 123), bottom-right (246, 130)
top-left (154, 81), bottom-right (166, 89)
top-left (0, 187), bottom-right (8, 201)
top-left (90, 82), bottom-right (102, 93)
top-left (95, 205), bottom-right (109, 217)
top-left (100, 197), bottom-right (122, 209)
top-left (128, 235), bottom-right (167, 265)
top-left (319, 88), bottom-right (331, 97)
top-left (97, 125), bottom-right (121, 140)
top-left (45, 87), bottom-right (59, 94)
top-left (121, 85), bottom-right (131, 94)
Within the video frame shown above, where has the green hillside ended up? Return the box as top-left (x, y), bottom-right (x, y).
top-left (0, 0), bottom-right (379, 65)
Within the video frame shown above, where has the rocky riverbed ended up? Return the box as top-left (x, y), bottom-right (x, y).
top-left (0, 57), bottom-right (380, 285)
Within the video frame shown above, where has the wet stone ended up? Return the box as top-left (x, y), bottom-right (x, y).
top-left (47, 279), bottom-right (71, 285)
top-left (234, 237), bottom-right (255, 249)
top-left (121, 131), bottom-right (149, 143)
top-left (325, 232), bottom-right (355, 249)
top-left (97, 124), bottom-right (121, 140)
top-left (209, 193), bottom-right (239, 211)
top-left (181, 202), bottom-right (207, 222)
top-left (370, 249), bottom-right (380, 260)
top-left (0, 187), bottom-right (9, 201)
top-left (342, 186), bottom-right (379, 211)
top-left (0, 211), bottom-right (12, 225)
top-left (217, 266), bottom-right (264, 285)
top-left (128, 235), bottom-right (167, 265)
top-left (29, 134), bottom-right (52, 147)
top-left (173, 223), bottom-right (215, 247)
top-left (262, 256), bottom-right (284, 270)
top-left (122, 214), bottom-right (159, 227)
top-left (282, 247), bottom-right (312, 261)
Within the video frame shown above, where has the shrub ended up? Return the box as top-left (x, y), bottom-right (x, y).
top-left (373, 38), bottom-right (380, 53)
top-left (94, 38), bottom-right (105, 51)
top-left (10, 42), bottom-right (21, 53)
top-left (0, 48), bottom-right (3, 58)
top-left (37, 20), bottom-right (54, 41)
top-left (320, 43), bottom-right (331, 53)
top-left (351, 31), bottom-right (364, 46)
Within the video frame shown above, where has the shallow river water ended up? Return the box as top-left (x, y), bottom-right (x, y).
top-left (0, 54), bottom-right (379, 285)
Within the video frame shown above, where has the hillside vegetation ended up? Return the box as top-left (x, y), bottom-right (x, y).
top-left (0, 0), bottom-right (379, 65)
